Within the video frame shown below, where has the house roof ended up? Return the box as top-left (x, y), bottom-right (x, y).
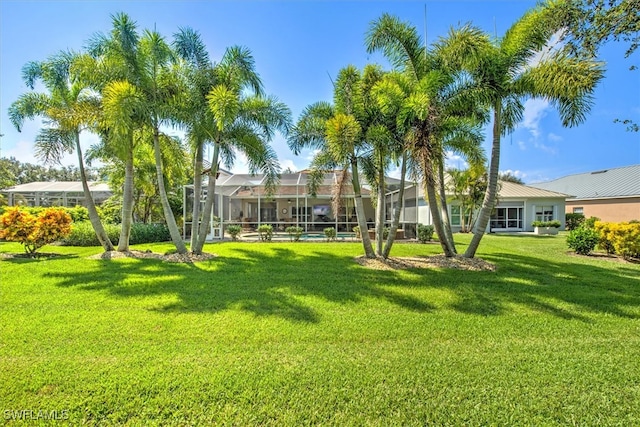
top-left (4, 181), bottom-right (111, 193)
top-left (529, 164), bottom-right (640, 200)
top-left (498, 181), bottom-right (569, 199)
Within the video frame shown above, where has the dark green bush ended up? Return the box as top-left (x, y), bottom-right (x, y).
top-left (61, 222), bottom-right (170, 246)
top-left (61, 221), bottom-right (120, 246)
top-left (565, 213), bottom-right (585, 231)
top-left (129, 223), bottom-right (171, 244)
top-left (352, 226), bottom-right (361, 239)
top-left (567, 226), bottom-right (599, 255)
top-left (285, 226), bottom-right (303, 242)
top-left (583, 216), bottom-right (600, 229)
top-left (226, 225), bottom-right (242, 241)
top-left (417, 224), bottom-right (434, 243)
top-left (324, 227), bottom-right (336, 242)
top-left (257, 224), bottom-right (273, 242)
top-left (532, 220), bottom-right (561, 228)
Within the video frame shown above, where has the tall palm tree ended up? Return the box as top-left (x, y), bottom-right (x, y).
top-left (8, 51), bottom-right (115, 252)
top-left (436, 0), bottom-right (604, 258)
top-left (289, 65), bottom-right (382, 258)
top-left (172, 29), bottom-right (273, 253)
top-left (77, 13), bottom-right (146, 252)
top-left (367, 14), bottom-right (487, 257)
top-left (82, 13), bottom-right (190, 254)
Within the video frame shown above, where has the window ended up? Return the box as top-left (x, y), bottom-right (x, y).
top-left (535, 205), bottom-right (554, 222)
top-left (573, 207), bottom-right (584, 214)
top-left (451, 205), bottom-right (461, 226)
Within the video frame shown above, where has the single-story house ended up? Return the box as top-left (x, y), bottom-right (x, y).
top-left (387, 180), bottom-right (568, 237)
top-left (183, 169), bottom-right (379, 239)
top-left (0, 181), bottom-right (112, 207)
top-left (530, 164), bottom-right (640, 222)
top-left (188, 170), bottom-right (567, 239)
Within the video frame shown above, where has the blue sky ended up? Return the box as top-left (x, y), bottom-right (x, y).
top-left (1, 0), bottom-right (638, 183)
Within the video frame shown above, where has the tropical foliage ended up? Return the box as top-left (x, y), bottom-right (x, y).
top-left (0, 206), bottom-right (72, 254)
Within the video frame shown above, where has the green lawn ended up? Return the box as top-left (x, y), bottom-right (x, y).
top-left (1, 234), bottom-right (639, 425)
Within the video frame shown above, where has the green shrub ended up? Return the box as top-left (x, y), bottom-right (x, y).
top-left (129, 223), bottom-right (171, 245)
top-left (226, 225), bottom-right (242, 241)
top-left (383, 227), bottom-right (390, 240)
top-left (565, 213), bottom-right (585, 231)
top-left (567, 226), bottom-right (599, 255)
top-left (285, 226), bottom-right (303, 242)
top-left (352, 226), bottom-right (361, 239)
top-left (584, 216), bottom-right (600, 229)
top-left (324, 227), bottom-right (336, 242)
top-left (417, 224), bottom-right (434, 243)
top-left (61, 222), bottom-right (170, 246)
top-left (257, 224), bottom-right (273, 242)
top-left (531, 220), bottom-right (561, 228)
top-left (61, 221), bottom-right (120, 247)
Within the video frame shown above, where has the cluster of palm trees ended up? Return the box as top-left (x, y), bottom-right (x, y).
top-left (9, 1), bottom-right (603, 259)
top-left (9, 13), bottom-right (291, 256)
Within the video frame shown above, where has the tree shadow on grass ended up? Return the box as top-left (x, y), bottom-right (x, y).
top-left (45, 247), bottom-right (434, 323)
top-left (43, 244), bottom-right (640, 323)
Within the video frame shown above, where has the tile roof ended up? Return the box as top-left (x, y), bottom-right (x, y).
top-left (529, 164), bottom-right (640, 199)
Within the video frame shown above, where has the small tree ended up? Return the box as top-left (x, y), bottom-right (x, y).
top-left (257, 224), bottom-right (273, 242)
top-left (0, 207), bottom-right (72, 255)
top-left (285, 226), bottom-right (303, 242)
top-left (324, 227), bottom-right (336, 242)
top-left (226, 224), bottom-right (242, 241)
top-left (417, 224), bottom-right (435, 243)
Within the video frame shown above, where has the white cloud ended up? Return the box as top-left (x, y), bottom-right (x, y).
top-left (3, 139), bottom-right (37, 164)
top-left (444, 150), bottom-right (469, 170)
top-left (517, 140), bottom-right (527, 150)
top-left (547, 132), bottom-right (563, 142)
top-left (500, 169), bottom-right (527, 180)
top-left (521, 98), bottom-right (550, 137)
top-left (280, 158), bottom-right (299, 173)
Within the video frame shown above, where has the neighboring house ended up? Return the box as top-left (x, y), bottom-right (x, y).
top-left (1, 181), bottom-right (112, 207)
top-left (530, 165), bottom-right (640, 222)
top-left (387, 180), bottom-right (568, 236)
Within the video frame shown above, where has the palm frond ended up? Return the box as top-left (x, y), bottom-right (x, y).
top-left (8, 93), bottom-right (51, 131)
top-left (34, 128), bottom-right (75, 165)
top-left (366, 13), bottom-right (426, 80)
top-left (173, 27), bottom-right (210, 68)
top-left (287, 101), bottom-right (333, 154)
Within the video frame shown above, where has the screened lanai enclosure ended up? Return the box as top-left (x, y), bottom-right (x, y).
top-left (183, 170), bottom-right (380, 240)
top-left (1, 181), bottom-right (111, 207)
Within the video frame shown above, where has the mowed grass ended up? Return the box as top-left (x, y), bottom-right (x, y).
top-left (1, 234), bottom-right (639, 425)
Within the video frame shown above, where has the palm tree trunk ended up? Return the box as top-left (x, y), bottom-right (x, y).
top-left (75, 131), bottom-right (114, 252)
top-left (190, 142), bottom-right (203, 250)
top-left (153, 128), bottom-right (187, 254)
top-left (382, 153), bottom-right (407, 259)
top-left (193, 143), bottom-right (220, 254)
top-left (351, 158), bottom-right (375, 258)
top-left (375, 155), bottom-right (385, 256)
top-left (118, 140), bottom-right (134, 252)
top-left (437, 160), bottom-right (457, 254)
top-left (464, 101), bottom-right (501, 258)
top-left (426, 177), bottom-right (455, 257)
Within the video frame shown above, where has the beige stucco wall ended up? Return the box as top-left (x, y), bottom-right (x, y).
top-left (566, 197), bottom-right (640, 222)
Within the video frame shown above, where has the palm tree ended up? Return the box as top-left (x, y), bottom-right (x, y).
top-left (77, 13), bottom-right (146, 252)
top-left (366, 14), bottom-right (487, 257)
top-left (172, 30), bottom-right (275, 254)
top-left (436, 0), bottom-right (604, 258)
top-left (8, 51), bottom-right (115, 252)
top-left (289, 65), bottom-right (381, 258)
top-left (82, 13), bottom-right (190, 254)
